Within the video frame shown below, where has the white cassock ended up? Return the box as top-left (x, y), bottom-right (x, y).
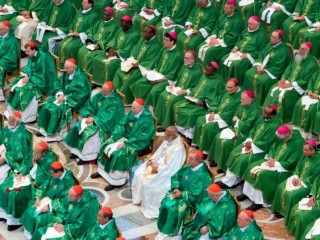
top-left (131, 136), bottom-right (186, 219)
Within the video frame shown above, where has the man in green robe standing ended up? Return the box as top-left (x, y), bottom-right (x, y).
top-left (219, 16), bottom-right (269, 86)
top-left (7, 41), bottom-right (57, 123)
top-left (243, 29), bottom-right (292, 106)
top-left (156, 150), bottom-right (212, 240)
top-left (56, 0), bottom-right (99, 68)
top-left (64, 81), bottom-right (125, 165)
top-left (263, 42), bottom-right (319, 123)
top-left (81, 206), bottom-right (119, 240)
top-left (239, 125), bottom-right (304, 211)
top-left (113, 25), bottom-right (161, 104)
top-left (182, 183), bottom-right (237, 240)
top-left (37, 58), bottom-right (91, 142)
top-left (20, 162), bottom-right (76, 238)
top-left (272, 139), bottom-right (320, 219)
top-left (91, 98), bottom-right (155, 191)
top-left (192, 78), bottom-right (241, 152)
top-left (221, 210), bottom-right (264, 239)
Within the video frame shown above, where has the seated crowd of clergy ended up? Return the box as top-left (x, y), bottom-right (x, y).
top-left (0, 0), bottom-right (320, 239)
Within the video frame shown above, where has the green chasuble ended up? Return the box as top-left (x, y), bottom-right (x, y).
top-left (192, 89), bottom-right (242, 151)
top-left (37, 67), bottom-right (91, 135)
top-left (244, 131), bottom-right (304, 203)
top-left (176, 3), bottom-right (218, 52)
top-left (56, 8), bottom-right (99, 68)
top-left (92, 0), bottom-right (113, 15)
top-left (113, 0), bottom-right (144, 22)
top-left (32, 0), bottom-right (77, 52)
top-left (209, 101), bottom-right (259, 170)
top-left (219, 27), bottom-right (269, 86)
top-left (131, 45), bottom-right (183, 106)
top-left (77, 17), bottom-right (118, 72)
top-left (64, 90), bottom-right (125, 149)
top-left (263, 55), bottom-right (319, 123)
top-left (282, 0), bottom-right (320, 44)
top-left (272, 151), bottom-right (320, 219)
top-left (258, 0), bottom-right (297, 33)
top-left (98, 108), bottom-right (155, 172)
top-left (0, 0), bottom-right (19, 21)
top-left (113, 36), bottom-right (161, 104)
top-left (239, 0), bottom-right (266, 24)
top-left (157, 163), bottom-right (212, 236)
top-left (91, 26), bottom-right (140, 85)
top-left (33, 190), bottom-right (100, 240)
top-left (182, 191), bottom-right (237, 240)
top-left (287, 175), bottom-right (320, 239)
top-left (19, 170), bottom-right (76, 236)
top-left (225, 115), bottom-right (282, 179)
top-left (173, 73), bottom-right (225, 129)
top-left (199, 11), bottom-right (244, 66)
top-left (303, 219), bottom-right (320, 240)
top-left (155, 62), bottom-right (203, 126)
top-left (243, 42), bottom-right (292, 106)
top-left (291, 70), bottom-right (320, 133)
top-left (221, 220), bottom-right (264, 239)
top-left (0, 30), bottom-right (19, 88)
top-left (81, 218), bottom-right (119, 240)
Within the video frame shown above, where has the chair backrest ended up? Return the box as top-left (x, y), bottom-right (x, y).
top-left (116, 224), bottom-right (122, 237)
top-left (182, 139), bottom-right (189, 164)
top-left (50, 53), bottom-right (60, 75)
top-left (116, 89), bottom-right (126, 105)
top-left (228, 189), bottom-right (241, 215)
top-left (286, 43), bottom-right (294, 57)
top-left (5, 38), bottom-right (21, 83)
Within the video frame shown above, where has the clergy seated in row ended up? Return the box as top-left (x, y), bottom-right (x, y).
top-left (6, 41), bottom-right (57, 123)
top-left (271, 139), bottom-right (320, 220)
top-left (173, 62), bottom-right (224, 139)
top-left (20, 162), bottom-right (76, 238)
top-left (176, 0), bottom-right (218, 52)
top-left (286, 174), bottom-right (320, 240)
top-left (130, 31), bottom-right (183, 109)
top-left (37, 58), bottom-right (91, 142)
top-left (182, 183), bottom-right (237, 240)
top-left (237, 125), bottom-right (305, 211)
top-left (282, 0), bottom-right (320, 44)
top-left (32, 0), bottom-right (76, 53)
top-left (156, 150), bottom-right (212, 240)
top-left (132, 126), bottom-right (186, 219)
top-left (64, 81), bottom-right (124, 165)
top-left (113, 24), bottom-right (162, 105)
top-left (77, 6), bottom-right (118, 74)
top-left (221, 210), bottom-right (263, 239)
top-left (55, 0), bottom-right (100, 68)
top-left (263, 41), bottom-right (319, 123)
top-left (208, 90), bottom-right (258, 170)
top-left (192, 78), bottom-right (241, 153)
top-left (243, 29), bottom-right (292, 106)
top-left (134, 0), bottom-right (163, 32)
top-left (81, 206), bottom-right (119, 240)
top-left (291, 69), bottom-right (320, 139)
top-left (154, 50), bottom-right (203, 131)
top-left (216, 104), bottom-right (281, 189)
top-left (293, 10), bottom-right (320, 59)
top-left (304, 217), bottom-right (320, 240)
top-left (32, 185), bottom-right (100, 240)
top-left (0, 1), bottom-right (18, 22)
top-left (91, 15), bottom-right (140, 85)
top-left (0, 21), bottom-right (20, 102)
top-left (198, 0), bottom-right (244, 66)
top-left (91, 98), bottom-right (155, 191)
top-left (0, 112), bottom-right (32, 231)
top-left (218, 15), bottom-right (269, 86)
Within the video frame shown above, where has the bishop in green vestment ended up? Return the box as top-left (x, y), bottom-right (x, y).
top-left (134, 0), bottom-right (163, 32)
top-left (156, 150), bottom-right (212, 239)
top-left (243, 30), bottom-right (292, 106)
top-left (263, 42), bottom-right (319, 123)
top-left (113, 25), bottom-right (161, 104)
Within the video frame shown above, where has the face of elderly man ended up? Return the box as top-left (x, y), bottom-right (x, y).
top-left (0, 23), bottom-right (9, 36)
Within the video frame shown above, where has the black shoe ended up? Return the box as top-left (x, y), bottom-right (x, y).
top-left (90, 172), bottom-right (101, 179)
top-left (69, 153), bottom-right (77, 159)
top-left (104, 184), bottom-right (116, 191)
top-left (77, 159), bottom-right (88, 165)
top-left (234, 180), bottom-right (245, 187)
top-left (209, 162), bottom-right (217, 167)
top-left (0, 218), bottom-right (6, 222)
top-left (216, 168), bottom-right (225, 174)
top-left (7, 224), bottom-right (22, 231)
top-left (21, 50), bottom-right (27, 58)
top-left (216, 181), bottom-right (233, 189)
top-left (156, 127), bottom-right (165, 132)
top-left (35, 132), bottom-right (43, 137)
top-left (274, 212), bottom-right (284, 219)
top-left (246, 203), bottom-right (263, 211)
top-left (236, 194), bottom-right (249, 202)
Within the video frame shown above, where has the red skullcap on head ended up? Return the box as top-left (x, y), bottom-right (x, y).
top-left (121, 15), bottom-right (132, 21)
top-left (275, 29), bottom-right (284, 38)
top-left (306, 139), bottom-right (317, 147)
top-left (37, 141), bottom-right (48, 150)
top-left (208, 183), bottom-right (222, 192)
top-left (229, 78), bottom-right (238, 85)
top-left (72, 185), bottom-right (83, 195)
top-left (104, 6), bottom-right (113, 13)
top-left (101, 206), bottom-right (113, 215)
top-left (168, 31), bottom-right (177, 40)
top-left (148, 24), bottom-right (156, 32)
top-left (276, 125), bottom-right (290, 135)
top-left (244, 90), bottom-right (254, 99)
top-left (227, 0), bottom-right (237, 6)
top-left (27, 41), bottom-right (37, 47)
top-left (268, 103), bottom-right (278, 112)
top-left (135, 98), bottom-right (144, 106)
top-left (117, 238), bottom-right (126, 240)
top-left (51, 161), bottom-right (63, 169)
top-left (243, 210), bottom-right (254, 219)
top-left (195, 150), bottom-right (204, 160)
top-left (210, 61), bottom-right (219, 70)
top-left (188, 50), bottom-right (196, 57)
top-left (67, 58), bottom-right (77, 65)
top-left (250, 15), bottom-right (260, 22)
top-left (13, 111), bottom-right (21, 119)
top-left (104, 81), bottom-right (114, 89)
top-left (2, 20), bottom-right (10, 28)
top-left (304, 42), bottom-right (313, 50)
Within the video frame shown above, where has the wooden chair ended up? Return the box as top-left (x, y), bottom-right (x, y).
top-left (286, 43), bottom-right (294, 57)
top-left (116, 224), bottom-right (122, 237)
top-left (50, 53), bottom-right (60, 75)
top-left (229, 189), bottom-right (241, 215)
top-left (116, 89), bottom-right (126, 105)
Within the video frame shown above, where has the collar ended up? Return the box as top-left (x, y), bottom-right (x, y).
top-left (216, 191), bottom-right (227, 203)
top-left (68, 71), bottom-right (75, 80)
top-left (248, 27), bottom-right (259, 33)
top-left (146, 35), bottom-right (156, 42)
top-left (0, 32), bottom-right (8, 38)
top-left (55, 0), bottom-right (64, 5)
top-left (104, 17), bottom-right (114, 23)
top-left (167, 45), bottom-right (176, 51)
top-left (191, 162), bottom-right (203, 171)
top-left (100, 220), bottom-right (111, 229)
top-left (82, 8), bottom-right (92, 14)
top-left (273, 41), bottom-right (282, 48)
top-left (59, 170), bottom-right (66, 180)
top-left (134, 109), bottom-right (144, 118)
top-left (240, 226), bottom-right (248, 232)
